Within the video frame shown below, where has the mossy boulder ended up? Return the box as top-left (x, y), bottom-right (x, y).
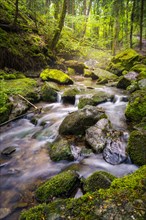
top-left (127, 130), bottom-right (146, 166)
top-left (83, 171), bottom-right (116, 193)
top-left (130, 64), bottom-right (146, 79)
top-left (49, 138), bottom-right (74, 162)
top-left (84, 69), bottom-right (98, 80)
top-left (41, 82), bottom-right (58, 102)
top-left (78, 92), bottom-right (112, 109)
top-left (59, 105), bottom-right (105, 136)
top-left (62, 87), bottom-right (80, 104)
top-left (94, 68), bottom-right (118, 83)
top-left (125, 90), bottom-right (146, 122)
top-left (107, 49), bottom-right (140, 75)
top-left (64, 60), bottom-right (86, 74)
top-left (138, 79), bottom-right (146, 90)
top-left (20, 166), bottom-right (146, 220)
top-left (117, 76), bottom-right (131, 89)
top-left (0, 91), bottom-right (12, 124)
top-left (35, 170), bottom-right (80, 203)
top-left (40, 69), bottom-right (74, 85)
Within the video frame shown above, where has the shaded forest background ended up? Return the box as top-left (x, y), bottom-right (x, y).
top-left (0, 0), bottom-right (146, 72)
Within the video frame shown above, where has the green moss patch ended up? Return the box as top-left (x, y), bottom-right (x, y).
top-left (35, 170), bottom-right (80, 203)
top-left (40, 69), bottom-right (74, 85)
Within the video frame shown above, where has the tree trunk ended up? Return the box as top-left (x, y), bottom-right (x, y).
top-left (82, 0), bottom-right (92, 37)
top-left (51, 0), bottom-right (67, 50)
top-left (140, 0), bottom-right (144, 50)
top-left (130, 0), bottom-right (135, 48)
top-left (13, 0), bottom-right (19, 26)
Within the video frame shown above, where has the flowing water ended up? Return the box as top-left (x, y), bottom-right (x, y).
top-left (0, 76), bottom-right (138, 220)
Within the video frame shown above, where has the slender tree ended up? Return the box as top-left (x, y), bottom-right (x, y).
top-left (13, 0), bottom-right (19, 26)
top-left (51, 0), bottom-right (67, 50)
top-left (140, 0), bottom-right (144, 50)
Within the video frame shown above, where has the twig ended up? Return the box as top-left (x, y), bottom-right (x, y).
top-left (18, 94), bottom-right (38, 109)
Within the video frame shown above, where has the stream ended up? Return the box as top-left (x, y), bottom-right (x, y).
top-left (0, 75), bottom-right (138, 220)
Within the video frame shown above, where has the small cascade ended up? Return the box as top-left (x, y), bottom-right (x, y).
top-left (57, 92), bottom-right (62, 103)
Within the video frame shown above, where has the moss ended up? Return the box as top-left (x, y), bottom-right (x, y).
top-left (35, 170), bottom-right (80, 203)
top-left (127, 130), bottom-right (146, 166)
top-left (0, 89), bottom-right (12, 124)
top-left (130, 64), bottom-right (146, 79)
top-left (94, 67), bottom-right (118, 82)
top-left (0, 69), bottom-right (26, 80)
top-left (68, 67), bottom-right (75, 75)
top-left (117, 76), bottom-right (131, 89)
top-left (49, 139), bottom-right (74, 162)
top-left (20, 166), bottom-right (146, 220)
top-left (40, 69), bottom-right (74, 85)
top-left (78, 97), bottom-right (94, 109)
top-left (83, 171), bottom-right (116, 193)
top-left (125, 90), bottom-right (146, 122)
top-left (64, 60), bottom-right (86, 74)
top-left (41, 82), bottom-right (57, 102)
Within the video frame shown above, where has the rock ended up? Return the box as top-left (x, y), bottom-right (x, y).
top-left (125, 90), bottom-right (146, 122)
top-left (1, 146), bottom-right (16, 156)
top-left (83, 171), bottom-right (116, 193)
top-left (130, 64), bottom-right (146, 79)
top-left (85, 118), bottom-right (110, 153)
top-left (103, 137), bottom-right (128, 165)
top-left (67, 67), bottom-right (75, 75)
top-left (123, 71), bottom-right (139, 80)
top-left (84, 69), bottom-right (98, 80)
top-left (35, 170), bottom-right (80, 203)
top-left (0, 208), bottom-right (11, 219)
top-left (40, 68), bottom-right (74, 85)
top-left (62, 87), bottom-right (80, 104)
top-left (41, 82), bottom-right (58, 102)
top-left (59, 105), bottom-right (105, 135)
top-left (94, 68), bottom-right (118, 83)
top-left (107, 49), bottom-right (140, 75)
top-left (117, 76), bottom-right (131, 89)
top-left (127, 130), bottom-right (146, 166)
top-left (64, 60), bottom-right (86, 74)
top-left (49, 138), bottom-right (74, 162)
top-left (138, 79), bottom-right (146, 90)
top-left (78, 92), bottom-right (112, 109)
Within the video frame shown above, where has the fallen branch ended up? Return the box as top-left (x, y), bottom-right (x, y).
top-left (18, 94), bottom-right (38, 109)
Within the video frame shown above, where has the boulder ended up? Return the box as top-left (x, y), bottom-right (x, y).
top-left (94, 68), bottom-right (118, 83)
top-left (130, 64), bottom-right (146, 79)
top-left (84, 69), bottom-right (98, 80)
top-left (117, 76), bottom-right (131, 89)
top-left (64, 60), bottom-right (86, 74)
top-left (41, 82), bottom-right (58, 102)
top-left (83, 171), bottom-right (116, 193)
top-left (40, 69), bottom-right (74, 85)
top-left (62, 87), bottom-right (80, 104)
top-left (1, 146), bottom-right (16, 156)
top-left (85, 118), bottom-right (110, 153)
top-left (138, 79), bottom-right (146, 90)
top-left (127, 130), bottom-right (146, 166)
top-left (59, 105), bottom-right (105, 136)
top-left (125, 90), bottom-right (146, 122)
top-left (49, 138), bottom-right (74, 162)
top-left (107, 49), bottom-right (140, 75)
top-left (35, 170), bottom-right (80, 203)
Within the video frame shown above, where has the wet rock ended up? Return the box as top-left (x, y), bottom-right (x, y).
top-left (127, 129), bottom-right (146, 166)
top-left (62, 87), bottom-right (80, 104)
top-left (103, 137), bottom-right (128, 165)
top-left (49, 138), bottom-right (74, 162)
top-left (83, 171), bottom-right (116, 193)
top-left (1, 146), bottom-right (16, 156)
top-left (0, 208), bottom-right (11, 219)
top-left (85, 118), bottom-right (110, 153)
top-left (117, 76), bottom-right (131, 89)
top-left (59, 105), bottom-right (105, 135)
top-left (41, 82), bottom-right (58, 102)
top-left (35, 170), bottom-right (80, 203)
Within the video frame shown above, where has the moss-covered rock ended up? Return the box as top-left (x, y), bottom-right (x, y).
top-left (0, 69), bottom-right (26, 80)
top-left (130, 64), bottom-right (146, 79)
top-left (59, 105), bottom-right (105, 135)
top-left (64, 60), bottom-right (86, 74)
top-left (62, 87), bottom-right (80, 104)
top-left (125, 90), bottom-right (146, 122)
top-left (94, 68), bottom-right (118, 83)
top-left (83, 171), bottom-right (116, 193)
top-left (40, 69), bottom-right (73, 85)
top-left (41, 82), bottom-right (57, 102)
top-left (127, 130), bottom-right (146, 166)
top-left (84, 69), bottom-right (98, 80)
top-left (117, 76), bottom-right (131, 89)
top-left (0, 90), bottom-right (12, 124)
top-left (138, 79), bottom-right (146, 90)
top-left (49, 138), bottom-right (74, 162)
top-left (35, 170), bottom-right (80, 203)
top-left (107, 49), bottom-right (141, 75)
top-left (20, 166), bottom-right (146, 220)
